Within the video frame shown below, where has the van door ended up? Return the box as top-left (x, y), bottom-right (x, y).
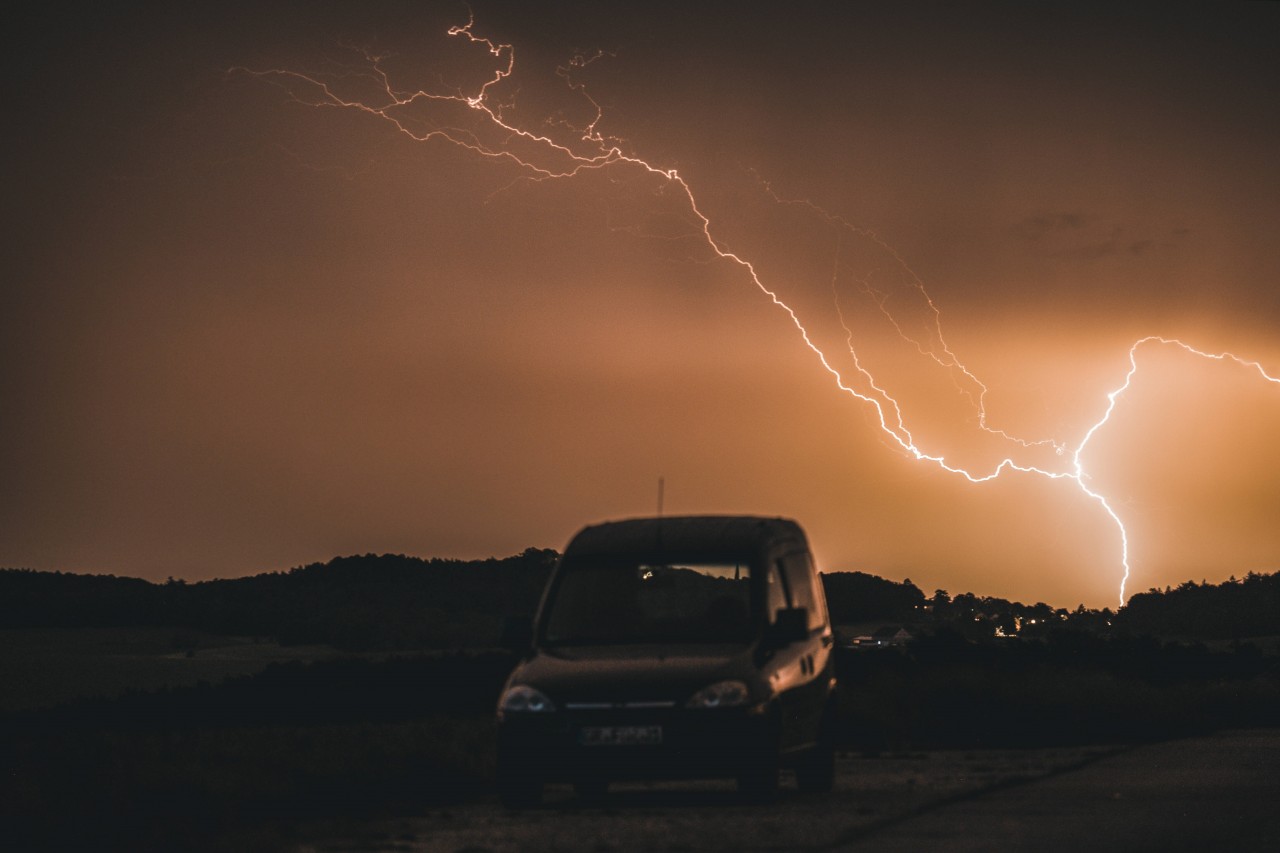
top-left (775, 551), bottom-right (832, 751)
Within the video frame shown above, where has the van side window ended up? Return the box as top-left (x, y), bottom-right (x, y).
top-left (780, 552), bottom-right (824, 630)
top-left (764, 561), bottom-right (788, 624)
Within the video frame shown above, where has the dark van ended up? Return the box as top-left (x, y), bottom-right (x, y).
top-left (495, 515), bottom-right (837, 806)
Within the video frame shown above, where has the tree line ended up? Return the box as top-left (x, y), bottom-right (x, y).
top-left (0, 550), bottom-right (557, 650)
top-left (2, 554), bottom-right (1277, 648)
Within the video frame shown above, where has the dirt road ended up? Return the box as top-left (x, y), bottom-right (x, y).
top-left (835, 728), bottom-right (1280, 853)
top-left (295, 730), bottom-right (1279, 852)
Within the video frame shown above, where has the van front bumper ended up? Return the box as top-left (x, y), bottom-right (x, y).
top-left (497, 704), bottom-right (779, 782)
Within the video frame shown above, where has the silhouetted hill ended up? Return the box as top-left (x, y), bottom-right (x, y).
top-left (0, 549), bottom-right (557, 650)
top-left (0, 559), bottom-right (927, 649)
top-left (0, 559), bottom-right (926, 650)
top-left (0, 569), bottom-right (164, 628)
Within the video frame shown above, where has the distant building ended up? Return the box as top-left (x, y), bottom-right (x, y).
top-left (871, 625), bottom-right (912, 646)
top-left (836, 622), bottom-right (916, 649)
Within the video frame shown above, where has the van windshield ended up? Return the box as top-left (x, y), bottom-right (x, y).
top-left (541, 560), bottom-right (755, 646)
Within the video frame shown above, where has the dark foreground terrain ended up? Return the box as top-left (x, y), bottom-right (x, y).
top-left (4, 563), bottom-right (1279, 851)
top-left (841, 728), bottom-right (1280, 853)
top-left (298, 729), bottom-right (1280, 853)
top-left (4, 627), bottom-right (1278, 851)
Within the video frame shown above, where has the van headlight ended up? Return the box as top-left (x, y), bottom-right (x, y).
top-left (686, 680), bottom-right (750, 709)
top-left (498, 685), bottom-right (556, 714)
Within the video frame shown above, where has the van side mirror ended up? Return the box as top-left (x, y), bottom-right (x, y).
top-left (768, 608), bottom-right (809, 646)
top-left (500, 615), bottom-right (534, 650)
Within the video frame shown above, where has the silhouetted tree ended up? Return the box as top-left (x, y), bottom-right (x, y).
top-left (820, 571), bottom-right (925, 622)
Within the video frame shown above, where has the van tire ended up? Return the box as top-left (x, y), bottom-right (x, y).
top-left (737, 762), bottom-right (780, 802)
top-left (795, 742), bottom-right (835, 793)
top-left (573, 777), bottom-right (608, 803)
top-left (498, 773), bottom-right (543, 809)
top-left (796, 704), bottom-right (837, 793)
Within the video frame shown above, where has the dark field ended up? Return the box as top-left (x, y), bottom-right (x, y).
top-left (3, 624), bottom-right (1278, 851)
top-left (0, 627), bottom-right (346, 713)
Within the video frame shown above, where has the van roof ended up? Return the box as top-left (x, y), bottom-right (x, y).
top-left (563, 515), bottom-right (807, 561)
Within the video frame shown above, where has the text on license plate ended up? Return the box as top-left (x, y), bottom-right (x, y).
top-left (578, 725), bottom-right (663, 746)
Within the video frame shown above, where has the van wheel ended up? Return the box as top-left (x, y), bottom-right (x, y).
top-left (573, 777), bottom-right (608, 803)
top-left (737, 763), bottom-right (779, 802)
top-left (797, 707), bottom-right (837, 793)
top-left (498, 773), bottom-right (543, 809)
top-left (795, 741), bottom-right (835, 793)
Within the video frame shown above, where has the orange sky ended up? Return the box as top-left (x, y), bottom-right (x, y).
top-left (4, 1), bottom-right (1280, 608)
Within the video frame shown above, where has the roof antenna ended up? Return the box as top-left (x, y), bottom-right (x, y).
top-left (655, 476), bottom-right (665, 553)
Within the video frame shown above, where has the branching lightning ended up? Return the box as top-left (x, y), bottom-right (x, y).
top-left (234, 13), bottom-right (1280, 607)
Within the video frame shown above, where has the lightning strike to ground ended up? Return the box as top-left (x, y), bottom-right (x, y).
top-left (235, 13), bottom-right (1280, 608)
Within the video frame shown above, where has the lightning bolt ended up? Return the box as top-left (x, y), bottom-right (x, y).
top-left (1075, 337), bottom-right (1280, 603)
top-left (233, 13), bottom-right (1280, 608)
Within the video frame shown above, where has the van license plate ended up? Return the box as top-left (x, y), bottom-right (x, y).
top-left (579, 725), bottom-right (662, 746)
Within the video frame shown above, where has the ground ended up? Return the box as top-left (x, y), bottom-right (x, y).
top-left (292, 744), bottom-right (1115, 852)
top-left (292, 730), bottom-right (1280, 852)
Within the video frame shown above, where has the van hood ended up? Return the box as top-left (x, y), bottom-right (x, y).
top-left (510, 644), bottom-right (762, 706)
